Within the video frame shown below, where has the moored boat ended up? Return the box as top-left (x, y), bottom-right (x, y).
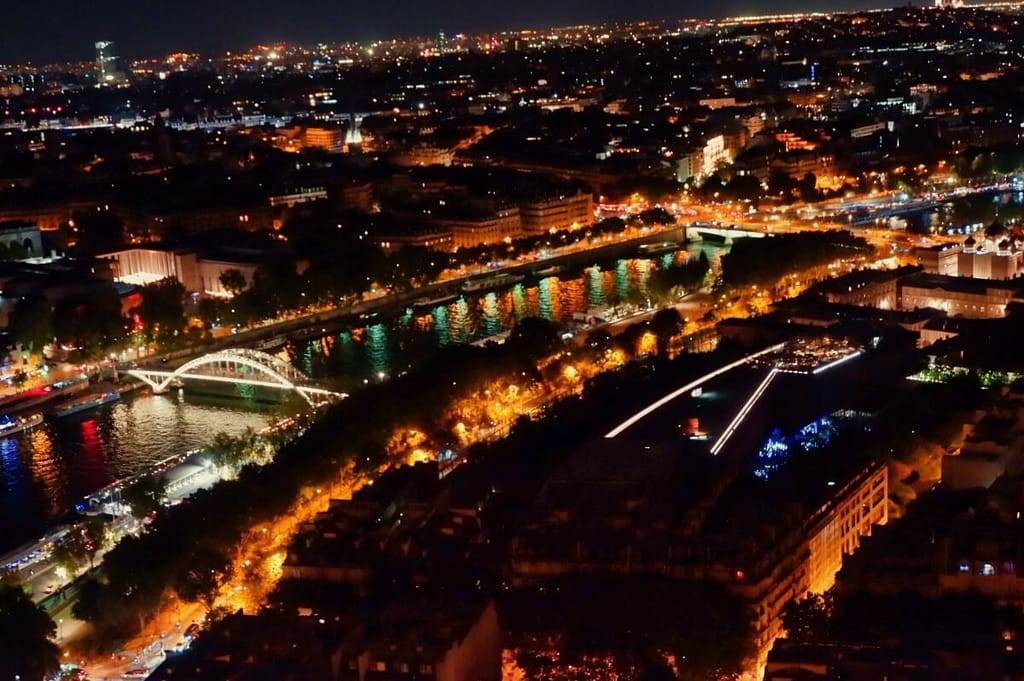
top-left (412, 292), bottom-right (459, 309)
top-left (0, 412), bottom-right (43, 437)
top-left (52, 391), bottom-right (121, 418)
top-left (461, 273), bottom-right (525, 292)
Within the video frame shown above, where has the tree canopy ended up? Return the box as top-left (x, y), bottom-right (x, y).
top-left (134, 277), bottom-right (187, 340)
top-left (0, 585), bottom-right (60, 681)
top-left (720, 230), bottom-right (872, 289)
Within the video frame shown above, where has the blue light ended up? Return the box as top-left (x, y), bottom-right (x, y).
top-left (754, 415), bottom-right (842, 479)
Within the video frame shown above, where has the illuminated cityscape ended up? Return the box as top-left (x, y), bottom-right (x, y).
top-left (6, 2), bottom-right (1024, 681)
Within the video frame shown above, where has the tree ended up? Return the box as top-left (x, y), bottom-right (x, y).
top-left (253, 261), bottom-right (303, 313)
top-left (71, 210), bottom-right (126, 255)
top-left (219, 269), bottom-right (248, 296)
top-left (0, 584), bottom-right (60, 681)
top-left (134, 277), bottom-right (186, 339)
top-left (781, 593), bottom-right (832, 643)
top-left (196, 297), bottom-right (222, 330)
top-left (209, 429), bottom-right (260, 472)
top-left (506, 317), bottom-right (560, 361)
top-left (123, 475), bottom-right (167, 517)
top-left (70, 577), bottom-right (103, 624)
top-left (637, 207), bottom-right (675, 226)
top-left (797, 173), bottom-right (822, 202)
top-left (51, 537), bottom-right (88, 576)
top-left (768, 171), bottom-right (797, 203)
top-left (0, 568), bottom-right (25, 594)
top-left (724, 174), bottom-right (762, 201)
top-left (80, 516), bottom-right (109, 569)
top-left (650, 307), bottom-right (684, 356)
top-left (53, 285), bottom-right (127, 356)
top-left (615, 322), bottom-right (649, 357)
top-left (173, 546), bottom-right (230, 614)
top-left (8, 294), bottom-right (53, 351)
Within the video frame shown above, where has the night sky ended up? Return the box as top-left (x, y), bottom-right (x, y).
top-left (3, 0), bottom-right (890, 62)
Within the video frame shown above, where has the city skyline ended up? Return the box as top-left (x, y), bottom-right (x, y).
top-left (3, 0), bottom-right (910, 62)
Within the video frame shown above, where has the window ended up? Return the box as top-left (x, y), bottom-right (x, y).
top-left (981, 563), bottom-right (996, 576)
top-left (959, 560), bottom-right (970, 573)
top-left (420, 664), bottom-right (433, 674)
top-left (375, 661), bottom-right (386, 672)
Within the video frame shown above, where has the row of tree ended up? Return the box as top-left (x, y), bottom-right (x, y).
top-left (70, 319), bottom-right (560, 639)
top-left (719, 230), bottom-right (873, 288)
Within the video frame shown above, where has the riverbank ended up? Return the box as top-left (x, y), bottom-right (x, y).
top-left (148, 223), bottom-right (690, 368)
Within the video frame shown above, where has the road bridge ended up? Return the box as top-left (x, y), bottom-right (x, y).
top-left (685, 224), bottom-right (767, 244)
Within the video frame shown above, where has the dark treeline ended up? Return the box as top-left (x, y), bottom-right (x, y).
top-left (719, 230), bottom-right (873, 288)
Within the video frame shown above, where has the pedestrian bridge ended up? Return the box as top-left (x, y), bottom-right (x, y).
top-left (126, 348), bottom-right (345, 407)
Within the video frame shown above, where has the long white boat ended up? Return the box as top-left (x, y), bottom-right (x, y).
top-left (254, 336), bottom-right (288, 352)
top-left (412, 292), bottom-right (460, 309)
top-left (52, 391), bottom-right (121, 418)
top-left (461, 273), bottom-right (525, 292)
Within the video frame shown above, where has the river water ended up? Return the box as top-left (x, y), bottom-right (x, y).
top-left (293, 245), bottom-right (724, 385)
top-left (0, 393), bottom-right (274, 552)
top-left (0, 243), bottom-right (723, 554)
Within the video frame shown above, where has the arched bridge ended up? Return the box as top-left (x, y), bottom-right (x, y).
top-left (126, 348), bottom-right (345, 407)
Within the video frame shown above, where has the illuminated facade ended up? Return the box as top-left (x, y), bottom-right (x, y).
top-left (815, 269), bottom-right (906, 310)
top-left (304, 127), bottom-right (345, 153)
top-left (898, 273), bottom-right (1024, 318)
top-left (508, 442), bottom-right (888, 672)
top-left (101, 246), bottom-right (307, 296)
top-left (100, 246), bottom-right (201, 289)
top-left (438, 208), bottom-right (523, 249)
top-left (0, 221), bottom-right (43, 258)
top-left (958, 231), bottom-right (1022, 280)
top-left (372, 225), bottom-right (453, 253)
top-left (701, 134), bottom-right (731, 176)
top-left (519, 190), bottom-right (593, 235)
top-left (916, 243), bottom-right (962, 276)
top-left (917, 229), bottom-right (1023, 280)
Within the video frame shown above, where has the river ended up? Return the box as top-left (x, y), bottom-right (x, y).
top-left (0, 393), bottom-right (273, 552)
top-left (292, 244), bottom-right (724, 385)
top-left (0, 242), bottom-right (724, 555)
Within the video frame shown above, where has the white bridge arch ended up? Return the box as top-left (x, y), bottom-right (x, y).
top-left (126, 348), bottom-right (345, 407)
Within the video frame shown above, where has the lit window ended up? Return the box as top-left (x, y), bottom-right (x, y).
top-left (959, 560), bottom-right (970, 573)
top-left (981, 563), bottom-right (996, 576)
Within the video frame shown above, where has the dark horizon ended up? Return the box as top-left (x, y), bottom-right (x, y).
top-left (1, 0), bottom-right (903, 63)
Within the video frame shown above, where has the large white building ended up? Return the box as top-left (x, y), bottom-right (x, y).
top-left (917, 223), bottom-right (1023, 281)
top-left (100, 246), bottom-right (307, 297)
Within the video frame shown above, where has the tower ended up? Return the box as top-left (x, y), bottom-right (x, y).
top-left (95, 41), bottom-right (125, 85)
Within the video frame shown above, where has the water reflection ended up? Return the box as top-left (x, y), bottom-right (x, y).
top-left (295, 247), bottom-right (725, 383)
top-left (587, 265), bottom-right (606, 306)
top-left (366, 324), bottom-right (390, 376)
top-left (0, 393), bottom-right (273, 552)
top-left (482, 293), bottom-right (501, 337)
top-left (3, 245), bottom-right (726, 554)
